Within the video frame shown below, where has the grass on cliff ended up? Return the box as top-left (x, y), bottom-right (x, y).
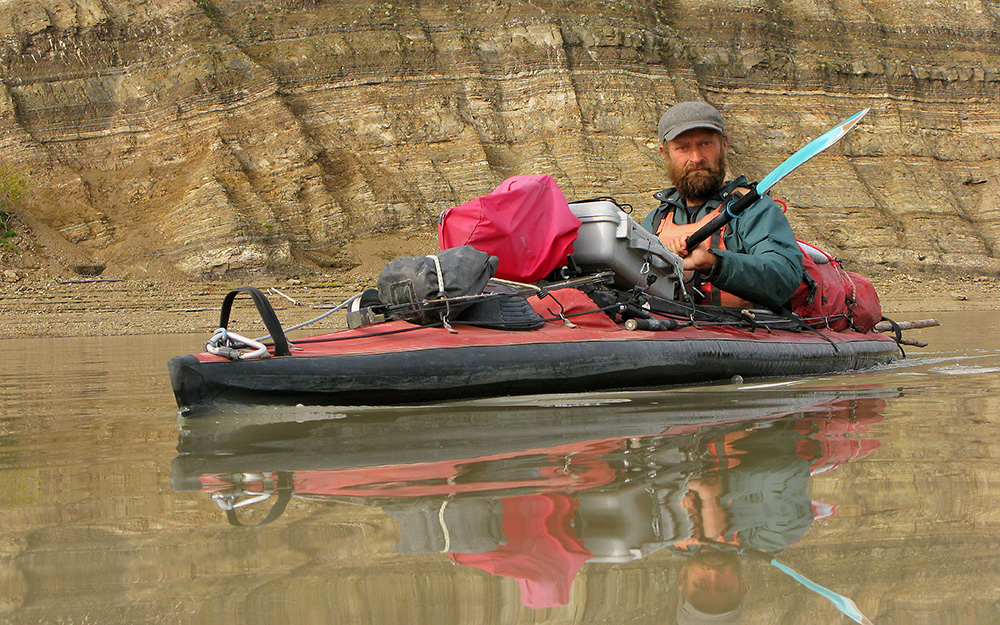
top-left (0, 162), bottom-right (29, 247)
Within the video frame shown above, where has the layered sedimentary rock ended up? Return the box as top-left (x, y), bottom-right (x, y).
top-left (1, 0), bottom-right (999, 279)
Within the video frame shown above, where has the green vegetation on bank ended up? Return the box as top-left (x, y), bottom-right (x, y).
top-left (0, 162), bottom-right (29, 248)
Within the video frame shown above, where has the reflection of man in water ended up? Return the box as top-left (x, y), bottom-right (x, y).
top-left (673, 427), bottom-right (815, 554)
top-left (676, 550), bottom-right (746, 625)
top-left (666, 426), bottom-right (816, 624)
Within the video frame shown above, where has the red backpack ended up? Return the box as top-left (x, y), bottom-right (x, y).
top-left (790, 241), bottom-right (881, 333)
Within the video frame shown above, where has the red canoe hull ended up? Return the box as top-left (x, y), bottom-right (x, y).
top-left (168, 301), bottom-right (900, 415)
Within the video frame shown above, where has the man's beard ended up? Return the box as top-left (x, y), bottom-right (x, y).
top-left (668, 153), bottom-right (727, 203)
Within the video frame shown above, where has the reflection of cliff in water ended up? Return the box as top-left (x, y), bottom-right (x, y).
top-left (173, 387), bottom-right (891, 613)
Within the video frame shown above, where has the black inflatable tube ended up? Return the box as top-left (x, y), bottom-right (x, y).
top-left (169, 337), bottom-right (899, 416)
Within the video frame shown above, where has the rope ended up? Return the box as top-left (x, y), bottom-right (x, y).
top-left (427, 254), bottom-right (447, 297)
top-left (438, 501), bottom-right (452, 553)
top-left (254, 293), bottom-right (361, 342)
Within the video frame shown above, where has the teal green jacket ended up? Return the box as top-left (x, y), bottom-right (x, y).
top-left (641, 176), bottom-right (804, 309)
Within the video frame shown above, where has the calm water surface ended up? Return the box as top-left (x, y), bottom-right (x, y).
top-left (1, 311), bottom-right (998, 624)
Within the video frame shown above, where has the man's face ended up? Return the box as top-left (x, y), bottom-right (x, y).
top-left (660, 128), bottom-right (728, 203)
top-left (678, 551), bottom-right (746, 614)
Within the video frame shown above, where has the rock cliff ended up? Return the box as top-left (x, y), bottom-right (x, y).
top-left (1, 0), bottom-right (999, 282)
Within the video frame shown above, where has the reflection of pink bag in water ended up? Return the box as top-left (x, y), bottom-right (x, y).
top-left (451, 493), bottom-right (592, 609)
top-left (438, 175), bottom-right (581, 283)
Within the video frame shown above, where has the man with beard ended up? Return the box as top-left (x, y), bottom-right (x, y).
top-left (642, 101), bottom-right (803, 310)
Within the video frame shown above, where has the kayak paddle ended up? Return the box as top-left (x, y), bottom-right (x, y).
top-left (739, 546), bottom-right (876, 625)
top-left (686, 108), bottom-right (870, 250)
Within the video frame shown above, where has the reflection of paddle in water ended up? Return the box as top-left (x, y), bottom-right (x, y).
top-left (738, 546), bottom-right (875, 625)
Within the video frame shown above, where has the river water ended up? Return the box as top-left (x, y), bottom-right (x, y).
top-left (0, 310), bottom-right (998, 625)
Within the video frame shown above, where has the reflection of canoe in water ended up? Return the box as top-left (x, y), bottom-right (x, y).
top-left (174, 384), bottom-right (894, 617)
top-left (171, 386), bottom-right (895, 495)
top-left (172, 389), bottom-right (891, 612)
top-left (168, 286), bottom-right (901, 416)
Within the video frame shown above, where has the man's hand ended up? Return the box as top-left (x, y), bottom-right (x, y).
top-left (662, 231), bottom-right (717, 273)
top-left (682, 246), bottom-right (716, 273)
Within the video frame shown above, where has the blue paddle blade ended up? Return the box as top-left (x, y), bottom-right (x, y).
top-left (771, 559), bottom-right (875, 625)
top-left (757, 108), bottom-right (870, 195)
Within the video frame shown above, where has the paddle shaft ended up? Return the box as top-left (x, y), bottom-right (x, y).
top-left (685, 187), bottom-right (759, 250)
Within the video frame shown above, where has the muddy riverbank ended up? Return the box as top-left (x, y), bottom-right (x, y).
top-left (0, 265), bottom-right (992, 339)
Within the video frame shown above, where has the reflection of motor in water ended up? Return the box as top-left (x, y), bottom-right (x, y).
top-left (181, 396), bottom-right (885, 614)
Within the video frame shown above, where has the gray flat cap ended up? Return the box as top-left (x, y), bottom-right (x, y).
top-left (657, 101), bottom-right (725, 142)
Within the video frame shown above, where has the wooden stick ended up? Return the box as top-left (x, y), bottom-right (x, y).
top-left (875, 318), bottom-right (939, 332)
top-left (268, 287), bottom-right (301, 306)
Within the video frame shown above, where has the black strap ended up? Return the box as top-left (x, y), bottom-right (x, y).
top-left (776, 307), bottom-right (840, 353)
top-left (219, 286), bottom-right (291, 357)
top-left (879, 316), bottom-right (906, 358)
top-left (225, 472), bottom-right (295, 528)
top-left (801, 270), bottom-right (818, 307)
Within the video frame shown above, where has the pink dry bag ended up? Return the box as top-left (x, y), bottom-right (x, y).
top-left (438, 175), bottom-right (581, 283)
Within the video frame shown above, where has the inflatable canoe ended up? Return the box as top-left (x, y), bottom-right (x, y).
top-left (167, 283), bottom-right (901, 416)
top-left (168, 196), bottom-right (908, 416)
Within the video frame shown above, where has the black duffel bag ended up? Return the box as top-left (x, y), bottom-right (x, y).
top-left (377, 245), bottom-right (499, 325)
